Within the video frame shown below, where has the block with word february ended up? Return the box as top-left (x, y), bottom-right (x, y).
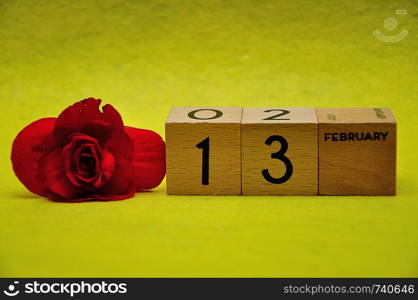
top-left (317, 108), bottom-right (396, 195)
top-left (241, 107), bottom-right (318, 195)
top-left (166, 107), bottom-right (242, 195)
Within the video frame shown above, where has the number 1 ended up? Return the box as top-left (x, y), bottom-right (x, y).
top-left (196, 137), bottom-right (210, 185)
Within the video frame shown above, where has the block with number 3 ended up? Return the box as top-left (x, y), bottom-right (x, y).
top-left (241, 107), bottom-right (318, 195)
top-left (166, 107), bottom-right (242, 195)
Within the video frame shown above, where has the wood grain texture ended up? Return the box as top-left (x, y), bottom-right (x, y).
top-left (166, 107), bottom-right (242, 195)
top-left (242, 107), bottom-right (318, 195)
top-left (317, 108), bottom-right (396, 195)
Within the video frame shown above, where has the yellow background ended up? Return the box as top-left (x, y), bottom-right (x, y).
top-left (1, 0), bottom-right (417, 277)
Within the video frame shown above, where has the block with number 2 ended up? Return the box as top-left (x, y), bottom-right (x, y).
top-left (241, 107), bottom-right (318, 195)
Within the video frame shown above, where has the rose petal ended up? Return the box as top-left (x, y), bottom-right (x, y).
top-left (54, 98), bottom-right (125, 146)
top-left (101, 149), bottom-right (116, 181)
top-left (73, 145), bottom-right (100, 185)
top-left (92, 181), bottom-right (136, 201)
top-left (102, 104), bottom-right (124, 129)
top-left (11, 118), bottom-right (57, 197)
top-left (62, 183), bottom-right (135, 202)
top-left (98, 156), bottom-right (135, 197)
top-left (124, 127), bottom-right (166, 190)
top-left (38, 149), bottom-right (83, 200)
top-left (104, 130), bottom-right (134, 160)
top-left (63, 135), bottom-right (98, 186)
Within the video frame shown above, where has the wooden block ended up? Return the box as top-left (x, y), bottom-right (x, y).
top-left (317, 108), bottom-right (396, 195)
top-left (241, 107), bottom-right (318, 195)
top-left (166, 107), bottom-right (242, 195)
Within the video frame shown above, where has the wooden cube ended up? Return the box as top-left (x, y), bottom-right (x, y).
top-left (317, 108), bottom-right (396, 195)
top-left (241, 107), bottom-right (318, 195)
top-left (165, 107), bottom-right (242, 195)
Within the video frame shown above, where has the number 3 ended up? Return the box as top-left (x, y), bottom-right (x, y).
top-left (262, 135), bottom-right (293, 184)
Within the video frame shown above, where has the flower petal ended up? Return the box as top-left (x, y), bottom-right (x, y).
top-left (54, 98), bottom-right (125, 146)
top-left (101, 149), bottom-right (116, 181)
top-left (37, 149), bottom-right (83, 200)
top-left (102, 104), bottom-right (124, 129)
top-left (11, 118), bottom-right (57, 197)
top-left (98, 156), bottom-right (135, 198)
top-left (62, 134), bottom-right (102, 187)
top-left (63, 185), bottom-right (135, 202)
top-left (104, 130), bottom-right (134, 160)
top-left (124, 127), bottom-right (166, 190)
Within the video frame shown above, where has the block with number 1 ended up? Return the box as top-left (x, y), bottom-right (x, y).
top-left (165, 107), bottom-right (242, 195)
top-left (241, 107), bottom-right (318, 195)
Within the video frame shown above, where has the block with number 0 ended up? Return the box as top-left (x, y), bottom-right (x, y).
top-left (165, 107), bottom-right (242, 195)
top-left (241, 107), bottom-right (318, 195)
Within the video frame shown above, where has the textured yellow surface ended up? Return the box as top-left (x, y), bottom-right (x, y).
top-left (0, 0), bottom-right (417, 277)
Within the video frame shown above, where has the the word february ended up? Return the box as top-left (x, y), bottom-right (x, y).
top-left (324, 132), bottom-right (389, 142)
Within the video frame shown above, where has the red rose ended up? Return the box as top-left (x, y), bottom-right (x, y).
top-left (11, 98), bottom-right (166, 202)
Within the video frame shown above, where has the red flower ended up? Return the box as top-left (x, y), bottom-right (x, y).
top-left (11, 98), bottom-right (166, 202)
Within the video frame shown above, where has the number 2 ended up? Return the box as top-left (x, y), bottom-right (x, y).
top-left (263, 109), bottom-right (290, 120)
top-left (262, 135), bottom-right (293, 184)
top-left (196, 137), bottom-right (210, 185)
